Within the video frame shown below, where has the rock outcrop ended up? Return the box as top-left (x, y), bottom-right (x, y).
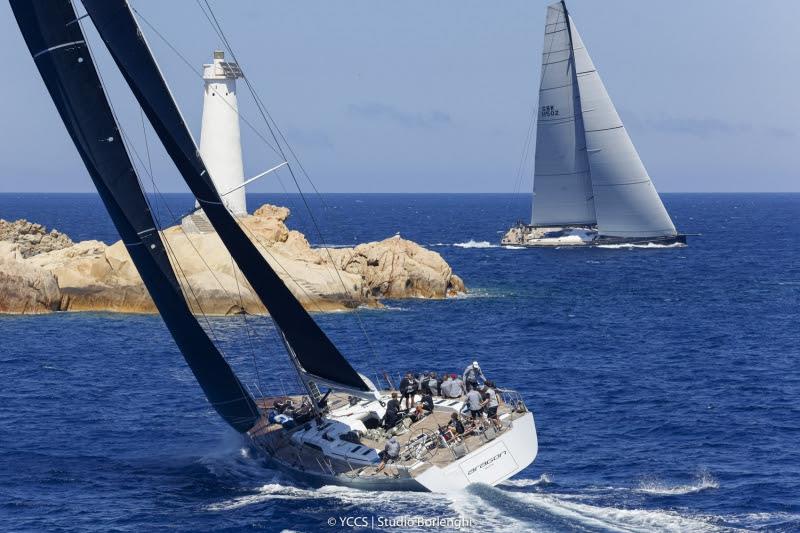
top-left (0, 205), bottom-right (465, 315)
top-left (0, 219), bottom-right (73, 258)
top-left (0, 242), bottom-right (61, 314)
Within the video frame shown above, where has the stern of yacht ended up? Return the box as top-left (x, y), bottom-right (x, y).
top-left (246, 389), bottom-right (537, 492)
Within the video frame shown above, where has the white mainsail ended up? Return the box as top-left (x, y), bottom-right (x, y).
top-left (531, 2), bottom-right (677, 239)
top-left (531, 2), bottom-right (595, 227)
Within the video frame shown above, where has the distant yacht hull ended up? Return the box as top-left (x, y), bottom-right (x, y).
top-left (501, 224), bottom-right (686, 248)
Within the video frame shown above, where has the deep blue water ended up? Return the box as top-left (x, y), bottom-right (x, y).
top-left (1, 193), bottom-right (799, 532)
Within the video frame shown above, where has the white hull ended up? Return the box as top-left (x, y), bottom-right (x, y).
top-left (502, 224), bottom-right (596, 247)
top-left (501, 223), bottom-right (686, 248)
top-left (247, 392), bottom-right (538, 492)
top-left (414, 412), bottom-right (537, 491)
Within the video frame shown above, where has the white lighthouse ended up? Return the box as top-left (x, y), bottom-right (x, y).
top-left (199, 50), bottom-right (247, 216)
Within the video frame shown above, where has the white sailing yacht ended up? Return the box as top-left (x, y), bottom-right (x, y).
top-left (13, 0), bottom-right (538, 492)
top-left (503, 1), bottom-right (685, 247)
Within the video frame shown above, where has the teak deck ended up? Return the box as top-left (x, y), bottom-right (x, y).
top-left (248, 392), bottom-right (525, 481)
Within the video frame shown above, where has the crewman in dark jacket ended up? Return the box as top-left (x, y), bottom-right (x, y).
top-left (398, 372), bottom-right (417, 410)
top-left (382, 392), bottom-right (402, 429)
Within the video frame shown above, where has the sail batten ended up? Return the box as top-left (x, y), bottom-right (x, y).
top-left (566, 9), bottom-right (677, 238)
top-left (81, 0), bottom-right (370, 393)
top-left (10, 0), bottom-right (259, 433)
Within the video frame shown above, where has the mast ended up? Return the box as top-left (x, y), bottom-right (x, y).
top-left (566, 5), bottom-right (677, 238)
top-left (9, 0), bottom-right (259, 432)
top-left (530, 1), bottom-right (595, 227)
top-left (80, 0), bottom-right (375, 398)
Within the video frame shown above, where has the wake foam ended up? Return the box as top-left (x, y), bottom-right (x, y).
top-left (206, 483), bottom-right (513, 532)
top-left (206, 475), bottom-right (733, 532)
top-left (469, 483), bottom-right (725, 533)
top-left (426, 239), bottom-right (501, 249)
top-left (207, 481), bottom-right (530, 531)
top-left (636, 471), bottom-right (719, 496)
top-left (596, 242), bottom-right (686, 249)
top-left (453, 240), bottom-right (498, 249)
top-left (356, 303), bottom-right (409, 312)
top-left (201, 450), bottom-right (726, 532)
top-left (447, 287), bottom-right (512, 300)
top-left (313, 244), bottom-right (354, 249)
top-left (207, 482), bottom-right (447, 514)
top-left (206, 483), bottom-right (310, 510)
top-left (501, 473), bottom-right (554, 488)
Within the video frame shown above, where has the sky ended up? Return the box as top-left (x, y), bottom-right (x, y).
top-left (0, 0), bottom-right (797, 193)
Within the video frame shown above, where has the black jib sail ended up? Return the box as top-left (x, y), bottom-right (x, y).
top-left (80, 0), bottom-right (371, 393)
top-left (10, 0), bottom-right (259, 433)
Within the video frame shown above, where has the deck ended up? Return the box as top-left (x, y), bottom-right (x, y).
top-left (247, 390), bottom-right (528, 482)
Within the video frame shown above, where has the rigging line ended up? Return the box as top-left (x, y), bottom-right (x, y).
top-left (146, 108), bottom-right (267, 395)
top-left (127, 135), bottom-right (260, 419)
top-left (504, 101), bottom-right (536, 219)
top-left (121, 128), bottom-right (223, 334)
top-left (78, 11), bottom-right (258, 420)
top-left (132, 4), bottom-right (320, 245)
top-left (132, 1), bottom-right (330, 266)
top-left (130, 6), bottom-right (285, 160)
top-left (229, 253), bottom-right (266, 394)
top-left (228, 209), bottom-right (337, 316)
top-left (199, 0), bottom-right (330, 211)
top-left (515, 104), bottom-right (537, 193)
top-left (199, 1), bottom-right (382, 368)
top-left (137, 107), bottom-right (172, 230)
top-left (123, 114), bottom-right (269, 391)
top-left (130, 7), bottom-right (201, 77)
top-left (118, 113), bottom-right (257, 316)
top-left (197, 0), bottom-right (336, 249)
top-left (133, 151), bottom-right (264, 325)
top-left (197, 0), bottom-right (331, 213)
top-left (197, 5), bottom-right (311, 203)
top-left (238, 164), bottom-right (382, 353)
top-left (139, 110), bottom-right (155, 179)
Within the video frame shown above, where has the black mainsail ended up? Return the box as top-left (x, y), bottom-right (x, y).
top-left (10, 0), bottom-right (259, 433)
top-left (80, 0), bottom-right (371, 394)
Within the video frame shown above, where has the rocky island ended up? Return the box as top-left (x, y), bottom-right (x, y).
top-left (0, 204), bottom-right (465, 315)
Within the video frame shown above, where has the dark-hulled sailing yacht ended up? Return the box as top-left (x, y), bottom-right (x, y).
top-left (502, 1), bottom-right (686, 248)
top-left (11, 0), bottom-right (537, 491)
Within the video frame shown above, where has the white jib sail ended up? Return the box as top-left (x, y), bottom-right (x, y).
top-left (568, 12), bottom-right (677, 238)
top-left (531, 2), bottom-right (596, 227)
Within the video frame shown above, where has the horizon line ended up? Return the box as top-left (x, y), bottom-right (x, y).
top-left (0, 190), bottom-right (799, 195)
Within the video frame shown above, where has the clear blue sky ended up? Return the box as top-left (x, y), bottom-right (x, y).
top-left (0, 0), bottom-right (797, 193)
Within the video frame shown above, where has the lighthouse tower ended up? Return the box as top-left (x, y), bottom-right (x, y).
top-left (199, 50), bottom-right (247, 215)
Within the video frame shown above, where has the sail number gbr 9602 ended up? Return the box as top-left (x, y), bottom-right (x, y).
top-left (541, 105), bottom-right (560, 118)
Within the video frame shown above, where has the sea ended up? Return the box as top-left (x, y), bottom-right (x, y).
top-left (0, 192), bottom-right (798, 532)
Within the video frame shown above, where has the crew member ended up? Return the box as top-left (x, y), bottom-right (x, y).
top-left (382, 392), bottom-right (402, 429)
top-left (399, 372), bottom-right (417, 410)
top-left (377, 436), bottom-right (400, 472)
top-left (483, 381), bottom-right (502, 431)
top-left (463, 361), bottom-right (486, 391)
top-left (465, 386), bottom-right (485, 430)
